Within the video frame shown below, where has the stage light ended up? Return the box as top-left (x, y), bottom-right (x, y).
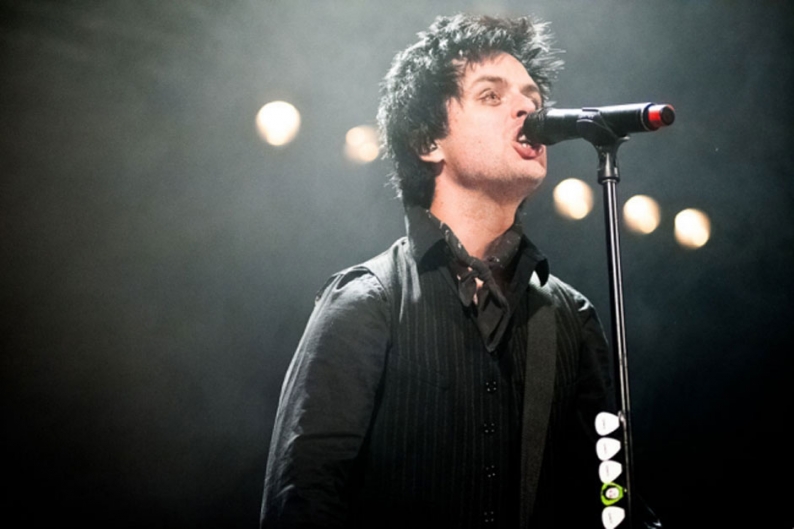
top-left (256, 101), bottom-right (301, 146)
top-left (553, 178), bottom-right (594, 220)
top-left (675, 208), bottom-right (711, 249)
top-left (344, 125), bottom-right (379, 163)
top-left (623, 195), bottom-right (661, 234)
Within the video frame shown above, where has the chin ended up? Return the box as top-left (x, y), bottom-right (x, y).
top-left (486, 174), bottom-right (545, 204)
top-left (519, 178), bottom-right (545, 200)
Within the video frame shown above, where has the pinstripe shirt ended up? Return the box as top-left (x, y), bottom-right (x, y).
top-left (262, 207), bottom-right (612, 528)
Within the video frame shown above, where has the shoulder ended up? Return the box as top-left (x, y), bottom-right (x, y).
top-left (313, 266), bottom-right (386, 314)
top-left (543, 274), bottom-right (594, 313)
top-left (359, 237), bottom-right (410, 283)
top-left (539, 274), bottom-right (605, 338)
top-left (312, 237), bottom-right (409, 315)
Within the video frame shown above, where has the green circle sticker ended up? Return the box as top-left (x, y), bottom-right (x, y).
top-left (600, 482), bottom-right (624, 506)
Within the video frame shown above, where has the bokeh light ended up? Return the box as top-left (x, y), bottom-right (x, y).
top-left (553, 178), bottom-right (594, 220)
top-left (623, 195), bottom-right (661, 234)
top-left (256, 101), bottom-right (301, 146)
top-left (344, 125), bottom-right (380, 163)
top-left (675, 208), bottom-right (711, 249)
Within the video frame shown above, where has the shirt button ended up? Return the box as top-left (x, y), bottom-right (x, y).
top-left (483, 510), bottom-right (496, 523)
top-left (482, 423), bottom-right (496, 435)
top-left (485, 380), bottom-right (497, 393)
top-left (485, 465), bottom-right (497, 478)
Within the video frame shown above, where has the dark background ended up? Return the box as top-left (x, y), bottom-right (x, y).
top-left (2, 1), bottom-right (792, 527)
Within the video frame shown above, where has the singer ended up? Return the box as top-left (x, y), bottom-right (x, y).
top-left (262, 14), bottom-right (615, 529)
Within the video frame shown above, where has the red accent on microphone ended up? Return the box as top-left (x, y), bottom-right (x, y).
top-left (646, 104), bottom-right (675, 130)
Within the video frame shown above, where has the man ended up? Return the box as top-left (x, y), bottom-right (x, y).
top-left (262, 14), bottom-right (614, 528)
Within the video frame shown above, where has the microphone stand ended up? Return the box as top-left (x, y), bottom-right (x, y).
top-left (577, 115), bottom-right (635, 528)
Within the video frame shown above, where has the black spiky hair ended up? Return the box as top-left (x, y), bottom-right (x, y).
top-left (377, 13), bottom-right (563, 208)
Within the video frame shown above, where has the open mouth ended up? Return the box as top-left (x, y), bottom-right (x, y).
top-left (516, 132), bottom-right (531, 146)
top-left (513, 129), bottom-right (542, 159)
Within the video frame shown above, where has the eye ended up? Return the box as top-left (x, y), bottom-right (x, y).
top-left (481, 90), bottom-right (501, 104)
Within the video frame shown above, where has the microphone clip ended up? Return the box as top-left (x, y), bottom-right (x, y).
top-left (576, 111), bottom-right (628, 147)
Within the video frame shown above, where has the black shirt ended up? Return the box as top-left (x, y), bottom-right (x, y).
top-left (262, 207), bottom-right (611, 528)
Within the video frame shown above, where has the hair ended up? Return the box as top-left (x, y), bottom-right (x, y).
top-left (377, 13), bottom-right (563, 208)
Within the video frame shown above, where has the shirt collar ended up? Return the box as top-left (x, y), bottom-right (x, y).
top-left (404, 205), bottom-right (550, 285)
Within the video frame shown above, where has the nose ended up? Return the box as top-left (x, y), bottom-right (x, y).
top-left (514, 95), bottom-right (538, 119)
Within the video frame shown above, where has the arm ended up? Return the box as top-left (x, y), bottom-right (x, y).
top-left (575, 290), bottom-right (616, 423)
top-left (545, 278), bottom-right (615, 525)
top-left (575, 292), bottom-right (664, 529)
top-left (548, 276), bottom-right (615, 431)
top-left (573, 291), bottom-right (616, 525)
top-left (261, 269), bottom-right (390, 528)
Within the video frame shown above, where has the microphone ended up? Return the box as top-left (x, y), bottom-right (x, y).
top-left (522, 102), bottom-right (675, 146)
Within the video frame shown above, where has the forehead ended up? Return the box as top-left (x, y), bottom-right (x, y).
top-left (458, 52), bottom-right (538, 93)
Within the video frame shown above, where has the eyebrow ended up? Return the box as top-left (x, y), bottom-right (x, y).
top-left (469, 75), bottom-right (541, 99)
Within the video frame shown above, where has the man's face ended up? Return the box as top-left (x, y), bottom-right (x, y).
top-left (428, 52), bottom-right (547, 201)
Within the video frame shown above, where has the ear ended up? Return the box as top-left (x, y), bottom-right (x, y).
top-left (419, 142), bottom-right (444, 163)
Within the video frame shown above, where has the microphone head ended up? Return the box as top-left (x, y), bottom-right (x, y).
top-left (522, 108), bottom-right (581, 146)
top-left (646, 104), bottom-right (675, 130)
top-left (521, 108), bottom-right (549, 145)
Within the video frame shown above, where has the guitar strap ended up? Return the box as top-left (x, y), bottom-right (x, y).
top-left (519, 273), bottom-right (557, 529)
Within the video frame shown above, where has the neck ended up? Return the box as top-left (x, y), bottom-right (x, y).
top-left (429, 181), bottom-right (523, 260)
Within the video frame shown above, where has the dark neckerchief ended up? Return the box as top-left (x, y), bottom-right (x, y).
top-left (405, 206), bottom-right (548, 353)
